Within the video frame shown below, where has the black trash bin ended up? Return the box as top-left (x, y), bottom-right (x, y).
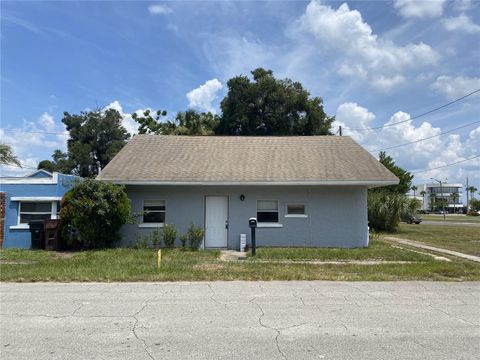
top-left (29, 220), bottom-right (45, 250)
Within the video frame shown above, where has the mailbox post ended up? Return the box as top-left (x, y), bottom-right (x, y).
top-left (249, 217), bottom-right (257, 256)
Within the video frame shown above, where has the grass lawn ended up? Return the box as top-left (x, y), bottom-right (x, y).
top-left (393, 224), bottom-right (480, 257)
top-left (250, 239), bottom-right (432, 262)
top-left (422, 214), bottom-right (480, 223)
top-left (1, 240), bottom-right (480, 282)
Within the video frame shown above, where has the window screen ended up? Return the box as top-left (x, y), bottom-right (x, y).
top-left (286, 204), bottom-right (306, 215)
top-left (19, 202), bottom-right (52, 224)
top-left (257, 200), bottom-right (279, 223)
top-left (143, 200), bottom-right (166, 223)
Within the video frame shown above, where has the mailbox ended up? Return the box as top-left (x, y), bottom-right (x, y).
top-left (249, 217), bottom-right (257, 228)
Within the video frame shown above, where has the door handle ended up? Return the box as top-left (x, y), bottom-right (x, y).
top-left (225, 220), bottom-right (229, 229)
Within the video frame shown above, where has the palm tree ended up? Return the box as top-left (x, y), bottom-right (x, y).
top-left (468, 186), bottom-right (478, 200)
top-left (411, 185), bottom-right (418, 198)
top-left (0, 144), bottom-right (21, 167)
top-left (420, 190), bottom-right (426, 210)
top-left (451, 192), bottom-right (459, 214)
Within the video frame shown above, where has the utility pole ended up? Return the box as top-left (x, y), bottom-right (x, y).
top-left (466, 177), bottom-right (469, 213)
top-left (339, 126), bottom-right (342, 136)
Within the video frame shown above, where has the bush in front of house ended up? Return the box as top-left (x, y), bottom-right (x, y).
top-left (60, 179), bottom-right (131, 249)
top-left (179, 233), bottom-right (188, 250)
top-left (163, 224), bottom-right (178, 248)
top-left (186, 223), bottom-right (204, 250)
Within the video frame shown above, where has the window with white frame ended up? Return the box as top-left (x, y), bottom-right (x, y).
top-left (285, 204), bottom-right (307, 217)
top-left (19, 202), bottom-right (54, 224)
top-left (257, 200), bottom-right (279, 223)
top-left (143, 200), bottom-right (166, 223)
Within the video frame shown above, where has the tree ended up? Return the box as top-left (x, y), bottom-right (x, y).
top-left (451, 192), bottom-right (460, 214)
top-left (217, 68), bottom-right (334, 135)
top-left (420, 190), bottom-right (427, 210)
top-left (372, 151), bottom-right (413, 194)
top-left (468, 186), bottom-right (478, 200)
top-left (411, 185), bottom-right (418, 197)
top-left (131, 109), bottom-right (168, 134)
top-left (37, 150), bottom-right (71, 173)
top-left (60, 179), bottom-right (131, 248)
top-left (132, 109), bottom-right (219, 135)
top-left (0, 144), bottom-right (21, 167)
top-left (39, 109), bottom-right (130, 177)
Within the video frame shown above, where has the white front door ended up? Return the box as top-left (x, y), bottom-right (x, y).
top-left (205, 196), bottom-right (228, 248)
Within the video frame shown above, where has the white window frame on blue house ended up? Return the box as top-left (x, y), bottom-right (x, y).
top-left (138, 200), bottom-right (166, 228)
top-left (10, 197), bottom-right (62, 230)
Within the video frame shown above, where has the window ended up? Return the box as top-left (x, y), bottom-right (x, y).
top-left (143, 200), bottom-right (165, 223)
top-left (257, 200), bottom-right (279, 223)
top-left (19, 202), bottom-right (52, 224)
top-left (286, 204), bottom-right (306, 217)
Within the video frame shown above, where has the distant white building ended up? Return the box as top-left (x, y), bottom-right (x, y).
top-left (413, 183), bottom-right (463, 213)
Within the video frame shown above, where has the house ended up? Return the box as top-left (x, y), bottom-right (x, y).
top-left (0, 170), bottom-right (78, 248)
top-left (97, 135), bottom-right (398, 249)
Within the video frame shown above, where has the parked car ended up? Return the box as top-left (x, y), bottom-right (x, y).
top-left (402, 214), bottom-right (423, 224)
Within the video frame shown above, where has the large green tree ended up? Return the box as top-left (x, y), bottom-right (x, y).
top-left (373, 151), bottom-right (413, 194)
top-left (217, 68), bottom-right (334, 135)
top-left (39, 109), bottom-right (129, 177)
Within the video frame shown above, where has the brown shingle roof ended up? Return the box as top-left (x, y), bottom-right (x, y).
top-left (97, 135), bottom-right (398, 186)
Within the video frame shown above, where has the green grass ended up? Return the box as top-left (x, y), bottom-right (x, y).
top-left (1, 242), bottom-right (480, 282)
top-left (394, 224), bottom-right (480, 257)
top-left (422, 214), bottom-right (480, 223)
top-left (250, 239), bottom-right (432, 262)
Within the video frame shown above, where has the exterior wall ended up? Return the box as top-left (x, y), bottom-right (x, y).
top-left (0, 174), bottom-right (78, 248)
top-left (121, 185), bottom-right (368, 249)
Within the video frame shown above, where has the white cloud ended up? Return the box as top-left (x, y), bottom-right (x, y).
top-left (38, 112), bottom-right (56, 132)
top-left (186, 79), bottom-right (223, 113)
top-left (297, 1), bottom-right (439, 91)
top-left (431, 75), bottom-right (480, 100)
top-left (336, 103), bottom-right (480, 189)
top-left (148, 4), bottom-right (172, 15)
top-left (443, 13), bottom-right (480, 34)
top-left (393, 0), bottom-right (445, 18)
top-left (333, 102), bottom-right (375, 141)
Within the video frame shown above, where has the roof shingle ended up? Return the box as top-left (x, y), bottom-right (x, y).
top-left (97, 135), bottom-right (398, 185)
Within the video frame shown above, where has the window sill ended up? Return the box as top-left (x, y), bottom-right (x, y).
top-left (138, 223), bottom-right (164, 228)
top-left (10, 225), bottom-right (30, 230)
top-left (257, 223), bottom-right (283, 228)
top-left (285, 214), bottom-right (308, 218)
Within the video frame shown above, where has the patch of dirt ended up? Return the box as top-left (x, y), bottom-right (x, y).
top-left (52, 252), bottom-right (76, 259)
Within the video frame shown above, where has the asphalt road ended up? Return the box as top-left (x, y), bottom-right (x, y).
top-left (1, 282), bottom-right (479, 360)
top-left (420, 220), bottom-right (480, 227)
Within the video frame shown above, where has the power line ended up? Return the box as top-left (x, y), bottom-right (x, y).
top-left (343, 88), bottom-right (480, 132)
top-left (412, 155), bottom-right (480, 174)
top-left (368, 119), bottom-right (480, 153)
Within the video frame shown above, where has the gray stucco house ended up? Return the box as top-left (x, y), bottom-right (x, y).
top-left (97, 135), bottom-right (398, 249)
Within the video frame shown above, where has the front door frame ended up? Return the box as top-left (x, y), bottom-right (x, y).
top-left (203, 195), bottom-right (229, 249)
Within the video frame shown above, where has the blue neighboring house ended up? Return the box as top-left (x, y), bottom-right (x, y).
top-left (0, 170), bottom-right (79, 248)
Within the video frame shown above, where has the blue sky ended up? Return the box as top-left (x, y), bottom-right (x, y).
top-left (1, 0), bottom-right (479, 196)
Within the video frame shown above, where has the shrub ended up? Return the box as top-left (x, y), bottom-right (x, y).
top-left (163, 224), bottom-right (178, 248)
top-left (179, 233), bottom-right (188, 250)
top-left (151, 228), bottom-right (162, 249)
top-left (134, 234), bottom-right (150, 249)
top-left (368, 191), bottom-right (409, 232)
top-left (187, 223), bottom-right (204, 251)
top-left (468, 198), bottom-right (480, 216)
top-left (60, 179), bottom-right (130, 249)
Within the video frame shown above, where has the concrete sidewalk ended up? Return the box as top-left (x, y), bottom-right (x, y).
top-left (385, 236), bottom-right (480, 263)
top-left (1, 281), bottom-right (479, 360)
